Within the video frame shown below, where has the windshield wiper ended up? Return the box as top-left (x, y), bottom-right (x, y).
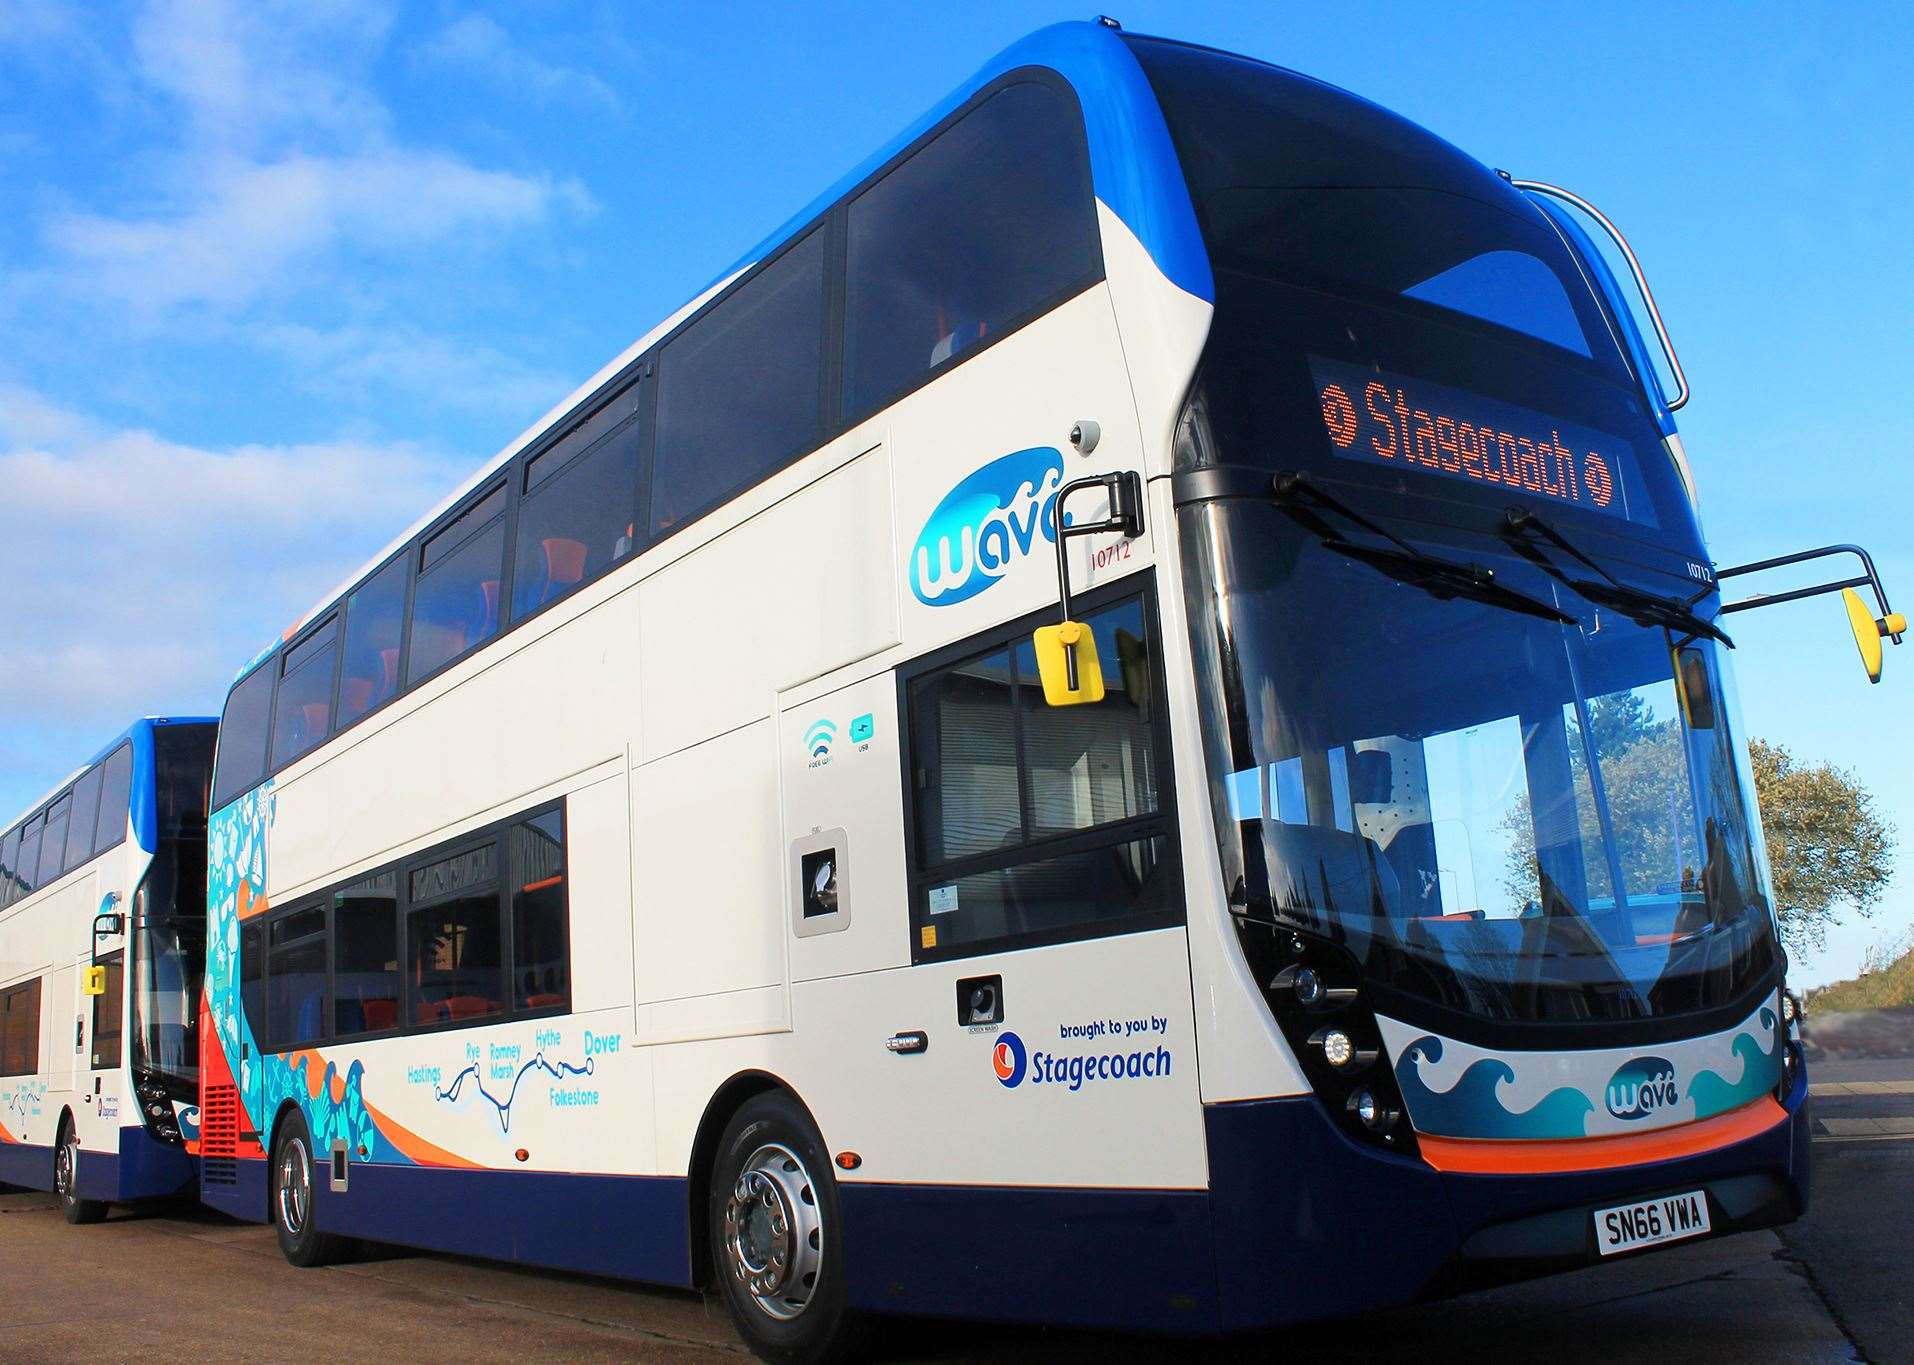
top-left (1500, 508), bottom-right (1732, 646)
top-left (1271, 472), bottom-right (1577, 626)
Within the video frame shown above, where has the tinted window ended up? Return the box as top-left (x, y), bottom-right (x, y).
top-left (1124, 36), bottom-right (1619, 369)
top-left (94, 743), bottom-right (134, 852)
top-left (509, 810), bottom-right (568, 1011)
top-left (333, 871), bottom-right (399, 1036)
top-left (90, 953), bottom-right (124, 1070)
top-left (240, 925), bottom-right (265, 1043)
top-left (0, 978), bottom-right (41, 1076)
top-left (271, 618), bottom-right (339, 768)
top-left (37, 794), bottom-right (70, 887)
top-left (0, 825), bottom-right (19, 907)
top-left (14, 816), bottom-right (42, 901)
top-left (339, 556), bottom-right (407, 725)
top-left (906, 591), bottom-right (1174, 957)
top-left (264, 907), bottom-right (328, 1050)
top-left (154, 724), bottom-right (216, 837)
top-left (408, 488), bottom-right (507, 683)
top-left (651, 229), bottom-right (826, 534)
top-left (513, 403), bottom-right (641, 618)
top-left (65, 766), bottom-right (104, 871)
top-left (844, 81), bottom-right (1097, 417)
top-left (213, 663), bottom-right (275, 811)
top-left (408, 899), bottom-right (504, 1029)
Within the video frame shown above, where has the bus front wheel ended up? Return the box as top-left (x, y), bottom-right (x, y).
top-left (270, 1110), bottom-right (349, 1267)
top-left (55, 1117), bottom-right (108, 1225)
top-left (708, 1091), bottom-right (866, 1363)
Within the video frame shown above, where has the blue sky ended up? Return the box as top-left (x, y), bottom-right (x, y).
top-left (1, 2), bottom-right (1907, 985)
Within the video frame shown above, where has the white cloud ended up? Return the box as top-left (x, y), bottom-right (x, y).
top-left (421, 13), bottom-right (622, 112)
top-left (0, 388), bottom-right (466, 728)
top-left (253, 321), bottom-right (572, 424)
top-left (46, 147), bottom-right (587, 314)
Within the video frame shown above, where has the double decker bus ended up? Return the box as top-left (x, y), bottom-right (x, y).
top-left (0, 718), bottom-right (216, 1222)
top-left (194, 20), bottom-right (1899, 1361)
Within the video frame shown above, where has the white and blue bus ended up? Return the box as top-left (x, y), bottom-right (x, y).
top-left (193, 21), bottom-right (1898, 1361)
top-left (0, 717), bottom-right (216, 1222)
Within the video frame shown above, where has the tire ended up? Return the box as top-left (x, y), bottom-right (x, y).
top-left (55, 1117), bottom-right (109, 1225)
top-left (270, 1110), bottom-right (349, 1267)
top-left (708, 1091), bottom-right (867, 1364)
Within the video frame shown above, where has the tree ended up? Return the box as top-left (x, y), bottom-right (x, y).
top-left (1749, 739), bottom-right (1896, 954)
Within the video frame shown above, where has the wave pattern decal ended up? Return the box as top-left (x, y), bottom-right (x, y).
top-left (1378, 996), bottom-right (1782, 1141)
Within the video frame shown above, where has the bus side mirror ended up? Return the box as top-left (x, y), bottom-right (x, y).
top-left (1032, 621), bottom-right (1105, 706)
top-left (1039, 470), bottom-right (1143, 708)
top-left (1843, 587), bottom-right (1906, 685)
top-left (1718, 544), bottom-right (1903, 686)
top-left (82, 965), bottom-right (107, 997)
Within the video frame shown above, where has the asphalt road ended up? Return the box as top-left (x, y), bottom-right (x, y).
top-left (0, 1075), bottom-right (1905, 1364)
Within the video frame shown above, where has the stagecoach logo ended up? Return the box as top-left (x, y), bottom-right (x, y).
top-left (1606, 1056), bottom-right (1680, 1121)
top-left (910, 447), bottom-right (1066, 606)
top-left (992, 1031), bottom-right (1029, 1088)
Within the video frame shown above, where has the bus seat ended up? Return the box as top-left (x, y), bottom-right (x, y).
top-left (441, 994), bottom-right (495, 1021)
top-left (296, 990), bottom-right (323, 1044)
top-left (301, 702), bottom-right (329, 741)
top-left (524, 993), bottom-right (565, 1009)
top-left (341, 676), bottom-right (375, 715)
top-left (477, 580), bottom-right (500, 638)
top-left (540, 538), bottom-right (588, 600)
top-left (361, 998), bottom-right (398, 1031)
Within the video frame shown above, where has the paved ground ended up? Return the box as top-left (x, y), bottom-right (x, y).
top-left (0, 1064), bottom-right (1906, 1363)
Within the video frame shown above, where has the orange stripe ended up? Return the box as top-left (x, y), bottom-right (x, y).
top-left (1418, 1096), bottom-right (1788, 1175)
top-left (0, 1118), bottom-right (18, 1145)
top-left (361, 1099), bottom-right (483, 1170)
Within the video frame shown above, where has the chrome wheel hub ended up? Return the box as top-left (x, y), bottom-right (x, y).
top-left (722, 1142), bottom-right (823, 1322)
top-left (277, 1136), bottom-right (311, 1236)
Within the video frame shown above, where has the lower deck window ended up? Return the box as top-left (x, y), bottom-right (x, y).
top-left (0, 978), bottom-right (41, 1076)
top-left (250, 802), bottom-right (570, 1048)
top-left (903, 584), bottom-right (1178, 959)
top-left (90, 953), bottom-right (124, 1071)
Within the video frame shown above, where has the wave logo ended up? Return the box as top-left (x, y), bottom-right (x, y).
top-left (1606, 1056), bottom-right (1680, 1121)
top-left (803, 719), bottom-right (836, 760)
top-left (992, 1031), bottom-right (1028, 1088)
top-left (910, 447), bottom-right (1066, 607)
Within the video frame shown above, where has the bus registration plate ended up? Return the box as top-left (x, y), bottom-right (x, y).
top-left (1594, 1190), bottom-right (1711, 1256)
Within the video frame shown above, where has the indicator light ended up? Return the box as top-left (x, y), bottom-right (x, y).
top-left (1293, 966), bottom-right (1325, 1007)
top-left (836, 1152), bottom-right (862, 1170)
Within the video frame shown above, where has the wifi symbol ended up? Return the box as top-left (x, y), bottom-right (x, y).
top-left (804, 718), bottom-right (837, 759)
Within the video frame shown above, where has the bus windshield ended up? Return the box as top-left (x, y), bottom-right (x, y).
top-left (1181, 498), bottom-right (1777, 1031)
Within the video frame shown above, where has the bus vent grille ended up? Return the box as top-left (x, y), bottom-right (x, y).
top-left (199, 1081), bottom-right (240, 1168)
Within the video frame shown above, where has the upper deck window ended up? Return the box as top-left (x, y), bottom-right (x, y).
top-left (1125, 37), bottom-right (1621, 370)
top-left (0, 825), bottom-right (19, 907)
top-left (339, 555), bottom-right (407, 726)
top-left (651, 229), bottom-right (827, 535)
top-left (408, 484), bottom-right (508, 684)
top-left (64, 765), bottom-right (103, 870)
top-left (271, 617), bottom-right (339, 769)
top-left (513, 388), bottom-right (641, 618)
top-left (36, 793), bottom-right (71, 888)
top-left (95, 742), bottom-right (133, 852)
top-left (212, 662), bottom-right (275, 811)
top-left (843, 80), bottom-right (1098, 419)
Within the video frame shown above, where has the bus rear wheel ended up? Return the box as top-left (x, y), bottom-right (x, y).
top-left (709, 1091), bottom-right (866, 1363)
top-left (270, 1111), bottom-right (349, 1267)
top-left (55, 1117), bottom-right (108, 1225)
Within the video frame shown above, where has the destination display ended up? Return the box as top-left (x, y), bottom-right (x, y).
top-left (1309, 356), bottom-right (1657, 526)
